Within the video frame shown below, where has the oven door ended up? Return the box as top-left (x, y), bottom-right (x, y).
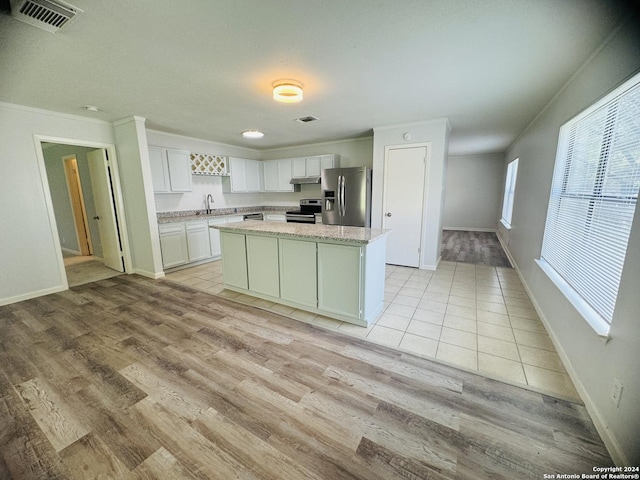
top-left (285, 213), bottom-right (316, 224)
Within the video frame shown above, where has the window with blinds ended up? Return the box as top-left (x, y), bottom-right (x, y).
top-left (537, 72), bottom-right (640, 336)
top-left (500, 158), bottom-right (519, 228)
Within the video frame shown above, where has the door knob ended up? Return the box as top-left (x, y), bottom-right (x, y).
top-left (93, 216), bottom-right (100, 220)
top-left (385, 212), bottom-right (392, 217)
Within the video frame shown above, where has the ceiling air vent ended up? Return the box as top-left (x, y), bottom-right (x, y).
top-left (295, 115), bottom-right (319, 123)
top-left (10, 0), bottom-right (82, 33)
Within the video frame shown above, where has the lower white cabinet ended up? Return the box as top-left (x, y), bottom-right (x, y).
top-left (220, 232), bottom-right (248, 289)
top-left (160, 216), bottom-right (247, 269)
top-left (186, 221), bottom-right (210, 262)
top-left (208, 217), bottom-right (227, 258)
top-left (215, 228), bottom-right (386, 326)
top-left (158, 223), bottom-right (189, 268)
top-left (246, 235), bottom-right (280, 297)
top-left (317, 243), bottom-right (362, 318)
top-left (279, 238), bottom-right (317, 308)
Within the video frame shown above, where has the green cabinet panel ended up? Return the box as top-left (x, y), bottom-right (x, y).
top-left (279, 238), bottom-right (317, 308)
top-left (246, 235), bottom-right (280, 297)
top-left (220, 232), bottom-right (248, 289)
top-left (318, 243), bottom-right (362, 318)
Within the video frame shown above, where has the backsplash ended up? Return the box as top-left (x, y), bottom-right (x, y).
top-left (157, 205), bottom-right (290, 219)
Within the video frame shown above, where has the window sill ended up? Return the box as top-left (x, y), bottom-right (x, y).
top-left (500, 218), bottom-right (512, 230)
top-left (535, 258), bottom-right (611, 341)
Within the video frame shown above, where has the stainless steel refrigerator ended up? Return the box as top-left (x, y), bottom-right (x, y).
top-left (321, 167), bottom-right (372, 227)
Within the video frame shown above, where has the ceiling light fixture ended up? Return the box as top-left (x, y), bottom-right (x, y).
top-left (83, 105), bottom-right (99, 112)
top-left (272, 79), bottom-right (303, 103)
top-left (242, 130), bottom-right (264, 139)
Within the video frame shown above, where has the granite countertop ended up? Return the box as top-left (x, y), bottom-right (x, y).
top-left (157, 207), bottom-right (290, 224)
top-left (213, 220), bottom-right (389, 244)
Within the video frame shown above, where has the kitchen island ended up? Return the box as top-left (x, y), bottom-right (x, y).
top-left (211, 220), bottom-right (389, 326)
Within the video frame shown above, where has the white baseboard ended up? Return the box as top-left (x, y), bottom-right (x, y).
top-left (61, 247), bottom-right (81, 255)
top-left (0, 284), bottom-right (67, 307)
top-left (442, 227), bottom-right (496, 232)
top-left (134, 269), bottom-right (165, 279)
top-left (496, 234), bottom-right (627, 466)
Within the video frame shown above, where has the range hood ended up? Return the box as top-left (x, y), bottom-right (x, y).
top-left (289, 176), bottom-right (321, 185)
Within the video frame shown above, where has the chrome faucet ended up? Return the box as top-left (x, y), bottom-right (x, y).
top-left (206, 194), bottom-right (214, 214)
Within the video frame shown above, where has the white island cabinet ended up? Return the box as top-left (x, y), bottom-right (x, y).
top-left (279, 238), bottom-right (317, 308)
top-left (215, 221), bottom-right (388, 326)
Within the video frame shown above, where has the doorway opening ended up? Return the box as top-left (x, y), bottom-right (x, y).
top-left (41, 141), bottom-right (125, 287)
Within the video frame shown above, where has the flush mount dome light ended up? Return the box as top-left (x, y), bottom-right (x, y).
top-left (242, 130), bottom-right (264, 139)
top-left (272, 79), bottom-right (303, 103)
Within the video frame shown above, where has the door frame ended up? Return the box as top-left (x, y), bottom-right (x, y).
top-left (62, 155), bottom-right (93, 256)
top-left (381, 142), bottom-right (431, 268)
top-left (34, 135), bottom-right (132, 289)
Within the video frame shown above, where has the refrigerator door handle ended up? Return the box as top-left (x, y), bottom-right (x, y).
top-left (341, 175), bottom-right (346, 217)
top-left (339, 175), bottom-right (346, 217)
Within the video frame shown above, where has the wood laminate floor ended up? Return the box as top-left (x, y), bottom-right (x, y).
top-left (0, 275), bottom-right (611, 478)
top-left (441, 231), bottom-right (512, 268)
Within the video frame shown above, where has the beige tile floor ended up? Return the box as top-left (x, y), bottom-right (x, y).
top-left (64, 255), bottom-right (123, 287)
top-left (164, 260), bottom-right (580, 401)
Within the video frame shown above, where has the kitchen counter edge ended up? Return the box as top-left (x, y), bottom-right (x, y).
top-left (212, 220), bottom-right (389, 245)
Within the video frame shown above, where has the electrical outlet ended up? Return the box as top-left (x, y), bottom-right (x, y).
top-left (611, 378), bottom-right (623, 407)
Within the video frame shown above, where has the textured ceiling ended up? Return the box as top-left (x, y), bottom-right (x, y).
top-left (0, 0), bottom-right (630, 154)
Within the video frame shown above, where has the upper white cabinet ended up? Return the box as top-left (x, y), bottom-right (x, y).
top-left (150, 147), bottom-right (192, 193)
top-left (263, 159), bottom-right (295, 192)
top-left (225, 157), bottom-right (262, 193)
top-left (290, 154), bottom-right (339, 179)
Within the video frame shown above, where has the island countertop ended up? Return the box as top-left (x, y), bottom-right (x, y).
top-left (212, 220), bottom-right (389, 244)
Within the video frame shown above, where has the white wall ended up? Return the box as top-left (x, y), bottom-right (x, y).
top-left (0, 103), bottom-right (116, 305)
top-left (499, 21), bottom-right (640, 465)
top-left (148, 131), bottom-right (374, 212)
top-left (261, 136), bottom-right (373, 168)
top-left (442, 153), bottom-right (505, 231)
top-left (372, 119), bottom-right (450, 270)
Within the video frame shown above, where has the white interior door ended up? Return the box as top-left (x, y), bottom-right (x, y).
top-left (382, 146), bottom-right (427, 267)
top-left (87, 149), bottom-right (124, 272)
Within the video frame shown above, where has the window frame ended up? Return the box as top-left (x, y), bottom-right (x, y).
top-left (536, 72), bottom-right (640, 338)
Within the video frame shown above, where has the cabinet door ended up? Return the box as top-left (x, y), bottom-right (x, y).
top-left (279, 239), bottom-right (317, 307)
top-left (245, 159), bottom-right (261, 192)
top-left (305, 156), bottom-right (321, 177)
top-left (320, 154), bottom-right (336, 171)
top-left (317, 243), bottom-right (362, 318)
top-left (292, 158), bottom-right (306, 177)
top-left (149, 147), bottom-right (170, 192)
top-left (246, 235), bottom-right (280, 297)
top-left (229, 157), bottom-right (247, 192)
top-left (167, 149), bottom-right (192, 192)
top-left (221, 232), bottom-right (248, 289)
top-left (186, 222), bottom-right (210, 262)
top-left (277, 159), bottom-right (294, 192)
top-left (263, 161), bottom-right (279, 191)
top-left (158, 223), bottom-right (188, 268)
top-left (208, 218), bottom-right (226, 258)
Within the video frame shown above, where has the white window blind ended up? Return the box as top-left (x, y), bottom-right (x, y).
top-left (501, 158), bottom-right (519, 228)
top-left (539, 73), bottom-right (640, 335)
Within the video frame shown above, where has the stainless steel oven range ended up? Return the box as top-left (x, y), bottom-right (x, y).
top-left (285, 199), bottom-right (322, 223)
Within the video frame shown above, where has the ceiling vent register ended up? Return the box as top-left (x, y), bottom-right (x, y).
top-left (10, 0), bottom-right (82, 33)
top-left (296, 116), bottom-right (318, 123)
top-left (190, 153), bottom-right (229, 176)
